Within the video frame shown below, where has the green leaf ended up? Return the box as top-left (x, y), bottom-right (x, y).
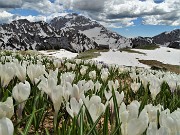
top-left (85, 105), bottom-right (98, 135)
top-left (23, 95), bottom-right (39, 134)
top-left (45, 128), bottom-right (50, 135)
top-left (103, 105), bottom-right (110, 135)
top-left (87, 113), bottom-right (103, 135)
top-left (79, 107), bottom-right (84, 135)
top-left (112, 89), bottom-right (121, 134)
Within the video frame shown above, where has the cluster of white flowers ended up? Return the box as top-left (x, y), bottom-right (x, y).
top-left (0, 52), bottom-right (179, 134)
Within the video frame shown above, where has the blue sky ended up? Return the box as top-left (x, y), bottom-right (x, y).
top-left (112, 20), bottom-right (180, 38)
top-left (0, 0), bottom-right (179, 37)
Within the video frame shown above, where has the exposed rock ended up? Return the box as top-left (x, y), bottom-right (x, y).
top-left (0, 13), bottom-right (179, 52)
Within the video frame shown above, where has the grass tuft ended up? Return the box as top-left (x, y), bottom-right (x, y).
top-left (139, 60), bottom-right (180, 74)
top-left (134, 45), bottom-right (160, 50)
top-left (76, 49), bottom-right (108, 60)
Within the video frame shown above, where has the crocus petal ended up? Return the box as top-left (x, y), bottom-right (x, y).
top-left (0, 117), bottom-right (14, 135)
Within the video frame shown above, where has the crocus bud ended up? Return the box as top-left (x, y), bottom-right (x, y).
top-left (89, 70), bottom-right (96, 80)
top-left (0, 97), bottom-right (14, 119)
top-left (12, 81), bottom-right (31, 103)
top-left (0, 117), bottom-right (14, 135)
top-left (131, 82), bottom-right (141, 93)
top-left (12, 81), bottom-right (31, 119)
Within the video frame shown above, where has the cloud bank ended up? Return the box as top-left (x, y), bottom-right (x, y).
top-left (0, 0), bottom-right (179, 27)
top-left (61, 0), bottom-right (180, 27)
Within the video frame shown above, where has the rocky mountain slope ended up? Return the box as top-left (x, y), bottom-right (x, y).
top-left (50, 13), bottom-right (132, 49)
top-left (131, 29), bottom-right (180, 49)
top-left (153, 29), bottom-right (180, 49)
top-left (0, 19), bottom-right (97, 52)
top-left (0, 13), bottom-right (179, 52)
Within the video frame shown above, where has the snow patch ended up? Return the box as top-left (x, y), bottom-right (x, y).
top-left (93, 47), bottom-right (180, 68)
top-left (39, 49), bottom-right (78, 59)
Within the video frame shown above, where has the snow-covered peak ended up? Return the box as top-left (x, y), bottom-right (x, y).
top-left (0, 17), bottom-right (98, 52)
top-left (0, 13), bottom-right (179, 51)
top-left (153, 29), bottom-right (180, 48)
top-left (50, 13), bottom-right (132, 49)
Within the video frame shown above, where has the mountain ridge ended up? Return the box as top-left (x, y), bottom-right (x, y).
top-left (0, 13), bottom-right (179, 52)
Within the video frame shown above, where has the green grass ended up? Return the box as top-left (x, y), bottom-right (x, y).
top-left (76, 49), bottom-right (109, 60)
top-left (18, 50), bottom-right (40, 55)
top-left (139, 60), bottom-right (180, 74)
top-left (134, 45), bottom-right (160, 50)
top-left (119, 48), bottom-right (146, 55)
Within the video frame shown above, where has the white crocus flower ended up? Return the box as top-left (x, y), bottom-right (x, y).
top-left (12, 81), bottom-right (31, 103)
top-left (71, 64), bottom-right (76, 70)
top-left (101, 70), bottom-right (109, 82)
top-left (60, 82), bottom-right (73, 103)
top-left (65, 62), bottom-right (75, 70)
top-left (129, 72), bottom-right (137, 81)
top-left (94, 81), bottom-right (102, 93)
top-left (145, 104), bottom-right (162, 123)
top-left (71, 84), bottom-right (84, 101)
top-left (0, 63), bottom-right (15, 87)
top-left (60, 72), bottom-right (75, 86)
top-left (118, 66), bottom-right (127, 73)
top-left (12, 81), bottom-right (31, 119)
top-left (0, 97), bottom-right (14, 119)
top-left (0, 117), bottom-right (14, 135)
top-left (131, 82), bottom-right (141, 93)
top-left (47, 68), bottom-right (58, 81)
top-left (80, 65), bottom-right (88, 75)
top-left (149, 79), bottom-right (161, 100)
top-left (27, 64), bottom-right (46, 84)
top-left (76, 80), bottom-right (94, 93)
top-left (83, 95), bottom-right (106, 122)
top-left (66, 97), bottom-right (83, 118)
top-left (97, 63), bottom-right (103, 70)
top-left (88, 102), bottom-right (105, 122)
top-left (53, 59), bottom-right (63, 68)
top-left (127, 109), bottom-right (149, 135)
top-left (15, 63), bottom-right (26, 82)
top-left (167, 79), bottom-right (177, 92)
top-left (65, 62), bottom-right (71, 70)
top-left (84, 80), bottom-right (94, 92)
top-left (38, 74), bottom-right (64, 125)
top-left (89, 70), bottom-right (96, 80)
top-left (50, 85), bottom-right (64, 118)
top-left (159, 109), bottom-right (180, 135)
top-left (77, 80), bottom-right (86, 91)
top-left (119, 101), bottom-right (149, 135)
top-left (75, 59), bottom-right (81, 65)
top-left (147, 122), bottom-right (170, 135)
top-left (36, 68), bottom-right (58, 95)
top-left (140, 75), bottom-right (148, 88)
top-left (105, 90), bottom-right (124, 111)
top-left (119, 100), bottom-right (149, 135)
top-left (119, 102), bottom-right (129, 135)
top-left (108, 80), bottom-right (119, 91)
top-left (127, 100), bottom-right (140, 121)
top-left (119, 102), bottom-right (128, 122)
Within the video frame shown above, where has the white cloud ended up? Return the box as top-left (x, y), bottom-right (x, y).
top-left (0, 0), bottom-right (179, 27)
top-left (60, 0), bottom-right (180, 27)
top-left (0, 11), bottom-right (47, 23)
top-left (13, 15), bottom-right (47, 22)
top-left (0, 0), bottom-right (22, 8)
top-left (0, 0), bottom-right (64, 14)
top-left (99, 18), bottom-right (136, 28)
top-left (0, 11), bottom-right (13, 23)
top-left (0, 10), bottom-right (70, 24)
top-left (58, 0), bottom-right (107, 12)
top-left (142, 11), bottom-right (180, 26)
top-left (22, 0), bottom-right (64, 14)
